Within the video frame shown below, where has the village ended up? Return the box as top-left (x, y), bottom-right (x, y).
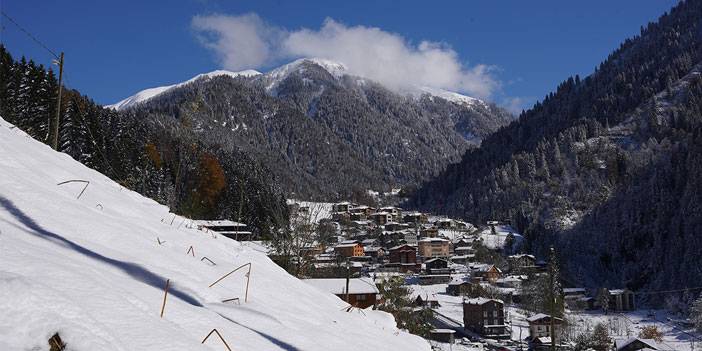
top-left (191, 200), bottom-right (700, 351)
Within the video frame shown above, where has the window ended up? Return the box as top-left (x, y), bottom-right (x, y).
top-left (357, 294), bottom-right (366, 301)
top-left (483, 311), bottom-right (488, 317)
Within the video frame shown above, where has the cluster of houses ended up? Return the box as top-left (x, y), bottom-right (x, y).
top-left (203, 202), bottom-right (646, 350)
top-left (303, 202), bottom-right (482, 277)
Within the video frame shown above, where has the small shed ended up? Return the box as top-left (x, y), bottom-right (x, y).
top-left (192, 220), bottom-right (253, 241)
top-left (429, 329), bottom-right (455, 344)
top-left (303, 277), bottom-right (379, 309)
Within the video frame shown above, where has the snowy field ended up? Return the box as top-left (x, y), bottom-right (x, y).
top-left (476, 225), bottom-right (523, 251)
top-left (409, 283), bottom-right (700, 351)
top-left (0, 116), bottom-right (429, 351)
top-left (564, 310), bottom-right (699, 351)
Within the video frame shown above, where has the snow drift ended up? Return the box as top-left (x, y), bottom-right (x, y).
top-left (0, 116), bottom-right (429, 351)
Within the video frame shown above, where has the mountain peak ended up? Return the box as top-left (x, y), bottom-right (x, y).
top-left (262, 58), bottom-right (348, 92)
top-left (106, 69), bottom-right (261, 111)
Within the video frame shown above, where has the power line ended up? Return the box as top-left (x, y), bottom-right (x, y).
top-left (1, 10), bottom-right (59, 59)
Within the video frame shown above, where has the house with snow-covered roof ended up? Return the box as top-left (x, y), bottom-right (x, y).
top-left (471, 264), bottom-right (502, 283)
top-left (446, 280), bottom-right (479, 296)
top-left (402, 212), bottom-right (428, 224)
top-left (507, 253), bottom-right (536, 272)
top-left (370, 211), bottom-right (393, 225)
top-left (332, 201), bottom-right (355, 213)
top-left (379, 206), bottom-right (403, 221)
top-left (527, 313), bottom-right (564, 341)
top-left (423, 258), bottom-right (450, 275)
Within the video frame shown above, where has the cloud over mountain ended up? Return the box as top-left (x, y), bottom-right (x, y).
top-left (192, 13), bottom-right (500, 99)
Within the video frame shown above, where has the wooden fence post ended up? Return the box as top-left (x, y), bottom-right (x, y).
top-left (160, 279), bottom-right (170, 318)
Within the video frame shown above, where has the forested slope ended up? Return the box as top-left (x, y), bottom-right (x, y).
top-left (123, 59), bottom-right (512, 200)
top-left (410, 0), bottom-right (702, 296)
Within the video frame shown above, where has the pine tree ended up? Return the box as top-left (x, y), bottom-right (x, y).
top-left (692, 296), bottom-right (702, 332)
top-left (590, 323), bottom-right (611, 351)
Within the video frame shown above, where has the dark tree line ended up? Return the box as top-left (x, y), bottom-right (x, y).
top-left (0, 45), bottom-right (288, 238)
top-left (409, 0), bottom-right (702, 298)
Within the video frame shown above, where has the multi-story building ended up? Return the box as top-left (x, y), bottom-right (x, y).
top-left (463, 298), bottom-right (508, 338)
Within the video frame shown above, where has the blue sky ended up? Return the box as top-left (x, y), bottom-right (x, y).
top-left (1, 0), bottom-right (680, 111)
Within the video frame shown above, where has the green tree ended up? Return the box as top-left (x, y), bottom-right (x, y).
top-left (376, 277), bottom-right (432, 337)
top-left (639, 325), bottom-right (663, 342)
top-left (590, 323), bottom-right (611, 351)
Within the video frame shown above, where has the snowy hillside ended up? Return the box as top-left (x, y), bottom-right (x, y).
top-left (0, 116), bottom-right (430, 351)
top-left (106, 69), bottom-right (261, 110)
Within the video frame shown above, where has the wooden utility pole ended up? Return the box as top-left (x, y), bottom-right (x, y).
top-left (549, 247), bottom-right (556, 351)
top-left (345, 259), bottom-right (351, 304)
top-left (51, 52), bottom-right (64, 150)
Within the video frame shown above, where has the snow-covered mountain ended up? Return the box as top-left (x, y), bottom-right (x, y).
top-left (107, 58), bottom-right (488, 111)
top-left (107, 69), bottom-right (262, 110)
top-left (104, 58), bottom-right (512, 198)
top-left (0, 115), bottom-right (430, 350)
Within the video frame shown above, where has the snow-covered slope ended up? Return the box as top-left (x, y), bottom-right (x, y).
top-left (107, 69), bottom-right (261, 111)
top-left (0, 116), bottom-right (429, 351)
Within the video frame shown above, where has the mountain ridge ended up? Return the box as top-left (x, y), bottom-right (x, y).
top-left (108, 57), bottom-right (493, 113)
top-left (120, 57), bottom-right (513, 199)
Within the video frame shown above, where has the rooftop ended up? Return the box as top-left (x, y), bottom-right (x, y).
top-left (615, 337), bottom-right (659, 350)
top-left (464, 297), bottom-right (502, 305)
top-left (192, 220), bottom-right (246, 227)
top-left (335, 243), bottom-right (361, 248)
top-left (526, 313), bottom-right (564, 323)
top-left (303, 278), bottom-right (379, 295)
top-left (418, 237), bottom-right (449, 243)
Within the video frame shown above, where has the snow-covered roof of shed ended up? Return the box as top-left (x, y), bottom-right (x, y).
top-left (192, 220), bottom-right (247, 227)
top-left (615, 337), bottom-right (659, 350)
top-left (303, 278), bottom-right (379, 295)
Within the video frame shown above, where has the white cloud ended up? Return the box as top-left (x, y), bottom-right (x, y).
top-left (191, 13), bottom-right (282, 70)
top-left (501, 96), bottom-right (533, 115)
top-left (191, 14), bottom-right (501, 99)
